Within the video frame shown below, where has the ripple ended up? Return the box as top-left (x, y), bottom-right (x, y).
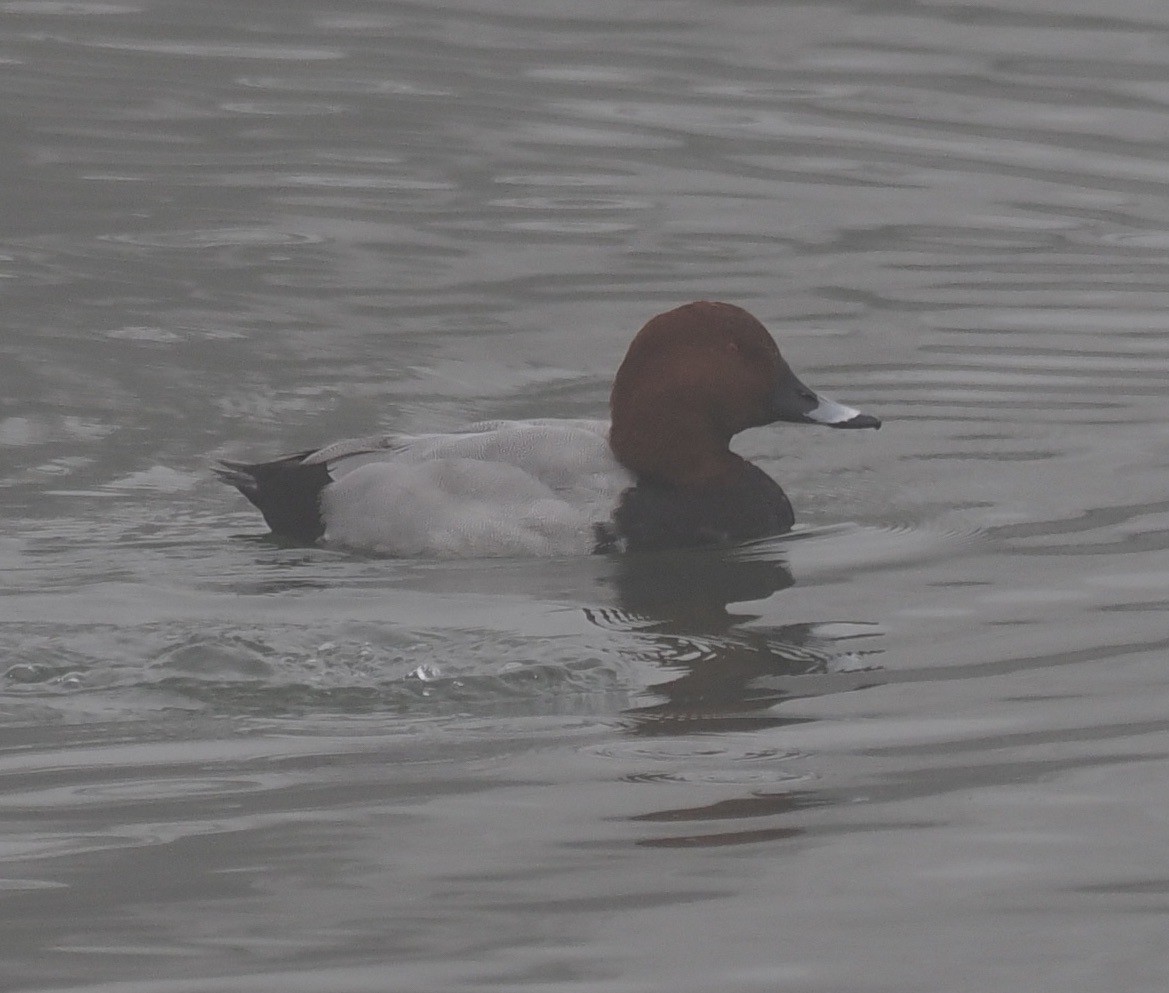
top-left (589, 740), bottom-right (798, 762)
top-left (696, 82), bottom-right (860, 101)
top-left (520, 122), bottom-right (678, 149)
top-left (930, 308), bottom-right (1169, 332)
top-left (100, 227), bottom-right (323, 249)
top-left (585, 738), bottom-right (806, 785)
top-left (73, 39), bottom-right (343, 60)
top-left (0, 1), bottom-right (140, 11)
top-left (1099, 231), bottom-right (1169, 249)
top-left (77, 777), bottom-right (258, 802)
top-left (220, 100), bottom-right (350, 117)
top-left (505, 220), bottom-right (639, 235)
top-left (28, 629), bottom-right (630, 718)
top-left (4, 661), bottom-right (63, 684)
top-left (204, 171), bottom-right (452, 193)
top-left (749, 522), bottom-right (978, 578)
top-left (277, 174), bottom-right (452, 191)
top-left (526, 66), bottom-right (652, 85)
top-left (236, 75), bottom-right (452, 97)
top-left (489, 195), bottom-right (650, 211)
top-left (494, 173), bottom-right (629, 188)
top-left (105, 325), bottom-right (182, 343)
top-left (0, 777), bottom-right (259, 810)
top-left (625, 767), bottom-right (808, 786)
top-left (0, 878), bottom-right (68, 891)
top-left (106, 467), bottom-right (199, 493)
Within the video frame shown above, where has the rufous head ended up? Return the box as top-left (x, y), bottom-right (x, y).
top-left (609, 301), bottom-right (878, 486)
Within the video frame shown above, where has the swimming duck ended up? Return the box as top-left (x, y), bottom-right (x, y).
top-left (216, 301), bottom-right (879, 556)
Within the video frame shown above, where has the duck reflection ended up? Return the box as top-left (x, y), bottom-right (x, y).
top-left (592, 541), bottom-right (877, 734)
top-left (591, 540), bottom-right (882, 847)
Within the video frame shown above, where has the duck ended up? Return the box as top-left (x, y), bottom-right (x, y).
top-left (215, 301), bottom-right (880, 557)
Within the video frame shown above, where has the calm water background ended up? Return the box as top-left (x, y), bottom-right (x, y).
top-left (3, 1), bottom-right (1169, 990)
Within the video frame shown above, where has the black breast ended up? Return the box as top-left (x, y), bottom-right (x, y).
top-left (601, 463), bottom-right (794, 553)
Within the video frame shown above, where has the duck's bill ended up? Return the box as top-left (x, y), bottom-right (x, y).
top-left (803, 394), bottom-right (881, 429)
top-left (766, 365), bottom-right (881, 429)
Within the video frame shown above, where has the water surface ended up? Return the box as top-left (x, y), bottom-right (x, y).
top-left (4, 1), bottom-right (1169, 990)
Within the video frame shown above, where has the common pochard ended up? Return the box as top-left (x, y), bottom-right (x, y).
top-left (216, 301), bottom-right (879, 556)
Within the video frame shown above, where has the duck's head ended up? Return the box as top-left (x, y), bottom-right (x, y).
top-left (609, 301), bottom-right (879, 485)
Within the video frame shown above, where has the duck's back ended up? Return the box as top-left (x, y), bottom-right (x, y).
top-left (319, 419), bottom-right (634, 556)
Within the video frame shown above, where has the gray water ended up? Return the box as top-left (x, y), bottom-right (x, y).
top-left (4, 1), bottom-right (1169, 990)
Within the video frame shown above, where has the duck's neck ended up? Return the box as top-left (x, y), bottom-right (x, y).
top-left (609, 403), bottom-right (742, 487)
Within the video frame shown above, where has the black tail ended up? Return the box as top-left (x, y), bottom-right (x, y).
top-left (214, 451), bottom-right (330, 543)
